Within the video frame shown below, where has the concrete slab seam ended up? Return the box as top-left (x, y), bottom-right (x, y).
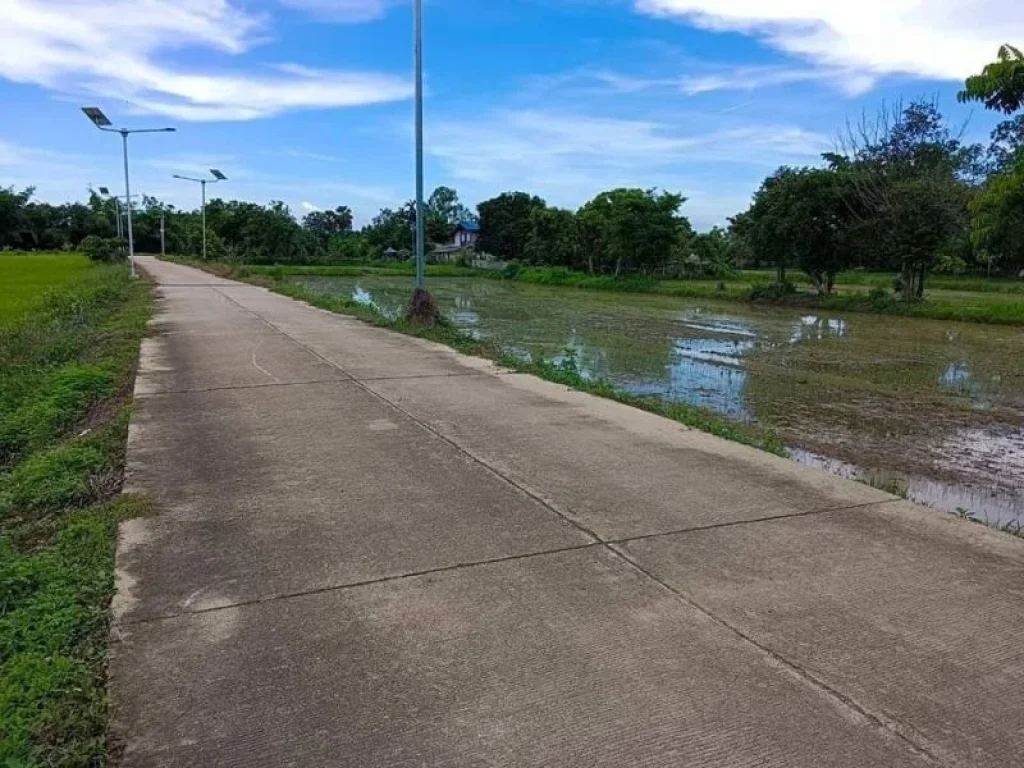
top-left (607, 497), bottom-right (905, 546)
top-left (607, 542), bottom-right (949, 767)
top-left (121, 541), bottom-right (605, 625)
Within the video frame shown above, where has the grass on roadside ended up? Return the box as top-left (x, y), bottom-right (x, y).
top-left (1, 253), bottom-right (152, 767)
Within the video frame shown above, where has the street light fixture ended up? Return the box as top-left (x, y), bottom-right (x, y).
top-left (172, 169), bottom-right (227, 261)
top-left (82, 106), bottom-right (175, 277)
top-left (96, 186), bottom-right (122, 239)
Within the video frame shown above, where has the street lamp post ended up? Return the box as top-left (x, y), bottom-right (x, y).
top-left (413, 0), bottom-right (425, 289)
top-left (83, 108), bottom-right (175, 277)
top-left (160, 212), bottom-right (166, 258)
top-left (172, 170), bottom-right (227, 260)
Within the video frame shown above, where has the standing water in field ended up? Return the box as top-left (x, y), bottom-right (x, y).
top-left (295, 275), bottom-right (1024, 528)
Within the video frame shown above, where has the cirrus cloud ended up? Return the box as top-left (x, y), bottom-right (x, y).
top-left (635, 0), bottom-right (1022, 81)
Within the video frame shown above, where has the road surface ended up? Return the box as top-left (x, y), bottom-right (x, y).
top-left (110, 257), bottom-right (1024, 767)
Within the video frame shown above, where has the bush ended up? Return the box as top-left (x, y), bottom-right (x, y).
top-left (868, 286), bottom-right (889, 301)
top-left (748, 281), bottom-right (797, 301)
top-left (78, 236), bottom-right (123, 263)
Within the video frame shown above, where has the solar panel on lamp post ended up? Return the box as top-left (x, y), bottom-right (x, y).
top-left (172, 169), bottom-right (227, 261)
top-left (82, 107), bottom-right (175, 278)
top-left (96, 186), bottom-right (122, 240)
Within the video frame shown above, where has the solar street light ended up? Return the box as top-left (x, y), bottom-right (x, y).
top-left (81, 107), bottom-right (176, 276)
top-left (173, 170), bottom-right (227, 260)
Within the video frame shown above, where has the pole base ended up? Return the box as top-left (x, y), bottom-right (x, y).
top-left (406, 287), bottom-right (441, 326)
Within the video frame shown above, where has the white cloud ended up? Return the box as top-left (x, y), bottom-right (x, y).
top-left (548, 64), bottom-right (876, 99)
top-left (635, 0), bottom-right (1021, 80)
top-left (429, 108), bottom-right (827, 224)
top-left (299, 200), bottom-right (321, 212)
top-left (679, 65), bottom-right (876, 97)
top-left (0, 0), bottom-right (411, 122)
top-left (432, 109), bottom-right (827, 186)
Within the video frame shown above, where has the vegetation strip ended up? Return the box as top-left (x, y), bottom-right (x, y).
top-left (1, 253), bottom-right (152, 767)
top-left (196, 260), bottom-right (1024, 326)
top-left (168, 258), bottom-right (785, 456)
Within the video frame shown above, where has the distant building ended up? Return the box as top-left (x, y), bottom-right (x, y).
top-left (453, 221), bottom-right (480, 248)
top-left (431, 221), bottom-right (481, 264)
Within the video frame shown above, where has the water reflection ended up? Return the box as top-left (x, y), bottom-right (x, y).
top-left (791, 315), bottom-right (848, 342)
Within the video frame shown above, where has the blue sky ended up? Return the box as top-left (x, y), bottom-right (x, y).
top-left (0, 0), bottom-right (1019, 230)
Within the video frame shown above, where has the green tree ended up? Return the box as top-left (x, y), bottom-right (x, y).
top-left (477, 192), bottom-right (546, 260)
top-left (425, 186), bottom-right (472, 245)
top-left (959, 44), bottom-right (1024, 114)
top-left (970, 157), bottom-right (1024, 275)
top-left (743, 168), bottom-right (857, 292)
top-left (835, 100), bottom-right (973, 297)
top-left (522, 207), bottom-right (578, 267)
top-left (576, 188), bottom-right (688, 276)
top-left (987, 115), bottom-right (1024, 173)
top-left (0, 187), bottom-right (34, 249)
top-left (686, 227), bottom-right (737, 278)
top-left (302, 206), bottom-right (353, 245)
top-left (364, 204), bottom-right (414, 253)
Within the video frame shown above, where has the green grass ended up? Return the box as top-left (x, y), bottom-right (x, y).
top-left (0, 255), bottom-right (152, 767)
top-left (0, 253), bottom-right (94, 325)
top-left (176, 260), bottom-right (785, 456)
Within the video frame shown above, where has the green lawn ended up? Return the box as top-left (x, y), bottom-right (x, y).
top-left (0, 252), bottom-right (94, 323)
top-left (1, 253), bottom-right (151, 767)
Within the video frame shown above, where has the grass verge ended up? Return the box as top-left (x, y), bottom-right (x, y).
top-left (1, 254), bottom-right (152, 767)
top-left (172, 259), bottom-right (785, 456)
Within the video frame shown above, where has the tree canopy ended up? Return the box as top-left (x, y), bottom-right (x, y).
top-left (959, 44), bottom-right (1024, 115)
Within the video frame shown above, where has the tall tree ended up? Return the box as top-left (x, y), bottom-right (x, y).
top-left (970, 157), bottom-right (1024, 275)
top-left (364, 204), bottom-right (415, 253)
top-left (835, 100), bottom-right (973, 297)
top-left (303, 206), bottom-right (354, 250)
top-left (522, 207), bottom-right (578, 267)
top-left (986, 115), bottom-right (1024, 173)
top-left (425, 186), bottom-right (472, 245)
top-left (577, 188), bottom-right (687, 277)
top-left (477, 192), bottom-right (546, 260)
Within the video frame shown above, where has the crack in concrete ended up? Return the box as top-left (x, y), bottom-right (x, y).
top-left (249, 336), bottom-right (282, 383)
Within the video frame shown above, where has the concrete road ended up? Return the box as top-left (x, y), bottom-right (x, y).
top-left (111, 257), bottom-right (1024, 767)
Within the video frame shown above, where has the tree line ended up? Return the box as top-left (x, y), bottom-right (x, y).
top-left (3, 45), bottom-right (1022, 298)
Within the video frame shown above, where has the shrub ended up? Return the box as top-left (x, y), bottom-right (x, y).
top-left (748, 281), bottom-right (797, 301)
top-left (78, 236), bottom-right (123, 263)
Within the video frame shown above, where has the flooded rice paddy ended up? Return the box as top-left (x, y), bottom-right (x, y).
top-left (295, 275), bottom-right (1024, 528)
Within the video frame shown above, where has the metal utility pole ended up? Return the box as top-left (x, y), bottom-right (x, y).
top-left (82, 107), bottom-right (175, 277)
top-left (173, 170), bottom-right (227, 260)
top-left (160, 212), bottom-right (166, 258)
top-left (413, 0), bottom-right (425, 289)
